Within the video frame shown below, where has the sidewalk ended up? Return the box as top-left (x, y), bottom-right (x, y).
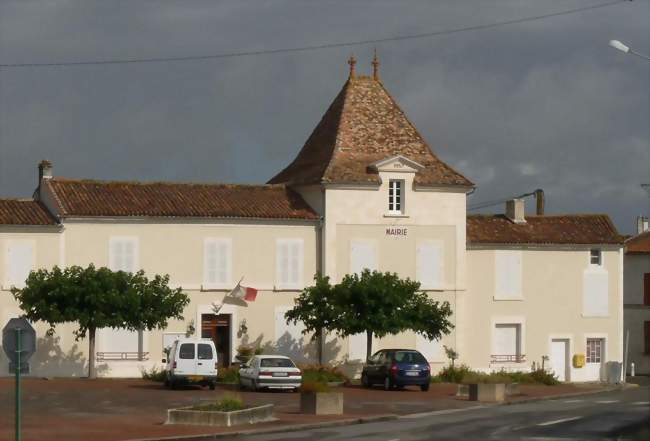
top-left (0, 378), bottom-right (610, 441)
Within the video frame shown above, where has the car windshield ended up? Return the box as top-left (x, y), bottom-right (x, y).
top-left (259, 358), bottom-right (295, 368)
top-left (393, 351), bottom-right (427, 364)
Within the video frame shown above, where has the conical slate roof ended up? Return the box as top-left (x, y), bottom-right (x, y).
top-left (269, 72), bottom-right (472, 188)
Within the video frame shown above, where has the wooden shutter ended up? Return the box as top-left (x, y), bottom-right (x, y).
top-left (277, 239), bottom-right (302, 288)
top-left (644, 274), bottom-right (650, 306)
top-left (109, 237), bottom-right (138, 272)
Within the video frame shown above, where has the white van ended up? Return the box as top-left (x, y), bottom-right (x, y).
top-left (163, 338), bottom-right (218, 389)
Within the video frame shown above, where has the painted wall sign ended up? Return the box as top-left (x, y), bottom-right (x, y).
top-left (385, 227), bottom-right (408, 237)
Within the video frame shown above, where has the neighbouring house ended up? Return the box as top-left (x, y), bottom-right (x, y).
top-left (624, 216), bottom-right (650, 375)
top-left (0, 57), bottom-right (625, 381)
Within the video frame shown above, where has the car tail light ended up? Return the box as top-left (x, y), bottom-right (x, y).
top-left (390, 364), bottom-right (398, 376)
top-left (424, 363), bottom-right (431, 371)
top-left (289, 370), bottom-right (301, 376)
top-left (259, 371), bottom-right (273, 376)
top-left (173, 361), bottom-right (177, 369)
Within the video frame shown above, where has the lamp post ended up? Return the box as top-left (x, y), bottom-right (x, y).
top-left (608, 40), bottom-right (650, 61)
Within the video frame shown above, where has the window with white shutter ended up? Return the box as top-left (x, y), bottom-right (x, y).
top-left (494, 250), bottom-right (522, 300)
top-left (109, 237), bottom-right (138, 272)
top-left (417, 242), bottom-right (443, 289)
top-left (350, 241), bottom-right (377, 275)
top-left (276, 239), bottom-right (303, 289)
top-left (583, 271), bottom-right (609, 317)
top-left (493, 324), bottom-right (521, 357)
top-left (5, 242), bottom-right (34, 288)
top-left (204, 238), bottom-right (232, 287)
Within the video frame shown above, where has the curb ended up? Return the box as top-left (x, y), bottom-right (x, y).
top-left (124, 414), bottom-right (398, 441)
top-left (502, 385), bottom-right (627, 405)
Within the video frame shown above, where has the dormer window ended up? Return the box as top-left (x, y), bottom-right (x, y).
top-left (590, 249), bottom-right (602, 266)
top-left (388, 179), bottom-right (404, 214)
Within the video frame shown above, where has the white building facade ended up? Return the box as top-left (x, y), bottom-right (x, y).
top-left (0, 61), bottom-right (624, 381)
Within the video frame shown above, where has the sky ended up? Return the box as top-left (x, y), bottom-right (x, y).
top-left (0, 0), bottom-right (648, 234)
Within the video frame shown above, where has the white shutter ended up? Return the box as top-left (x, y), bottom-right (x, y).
top-left (417, 242), bottom-right (443, 289)
top-left (494, 324), bottom-right (518, 355)
top-left (204, 239), bottom-right (231, 286)
top-left (495, 251), bottom-right (522, 299)
top-left (416, 334), bottom-right (443, 362)
top-left (583, 271), bottom-right (609, 316)
top-left (102, 328), bottom-right (139, 352)
top-left (277, 239), bottom-right (302, 289)
top-left (109, 237), bottom-right (138, 272)
top-left (6, 242), bottom-right (34, 287)
top-left (350, 241), bottom-right (377, 275)
top-left (348, 332), bottom-right (367, 361)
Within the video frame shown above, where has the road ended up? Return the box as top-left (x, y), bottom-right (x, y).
top-left (220, 386), bottom-right (650, 441)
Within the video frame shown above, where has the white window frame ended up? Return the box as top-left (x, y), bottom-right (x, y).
top-left (589, 248), bottom-right (603, 266)
top-left (494, 250), bottom-right (523, 300)
top-left (203, 238), bottom-right (232, 289)
top-left (4, 240), bottom-right (35, 288)
top-left (108, 236), bottom-right (139, 273)
top-left (276, 239), bottom-right (304, 290)
top-left (416, 241), bottom-right (444, 289)
top-left (490, 316), bottom-right (526, 364)
top-left (585, 338), bottom-right (604, 363)
top-left (388, 179), bottom-right (404, 215)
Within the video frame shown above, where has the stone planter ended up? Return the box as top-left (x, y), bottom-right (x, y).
top-left (300, 392), bottom-right (344, 415)
top-left (458, 382), bottom-right (518, 398)
top-left (468, 383), bottom-right (506, 402)
top-left (166, 404), bottom-right (274, 427)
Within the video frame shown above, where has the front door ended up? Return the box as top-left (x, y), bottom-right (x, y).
top-left (550, 339), bottom-right (569, 382)
top-left (201, 314), bottom-right (231, 367)
top-left (585, 338), bottom-right (605, 381)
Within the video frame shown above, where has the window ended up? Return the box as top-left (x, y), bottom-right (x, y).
top-left (204, 238), bottom-right (232, 287)
top-left (394, 351), bottom-right (427, 364)
top-left (5, 242), bottom-right (34, 287)
top-left (350, 241), bottom-right (377, 275)
top-left (645, 322), bottom-right (650, 355)
top-left (276, 239), bottom-right (303, 289)
top-left (583, 271), bottom-right (609, 317)
top-left (590, 249), bottom-right (602, 266)
top-left (109, 237), bottom-right (138, 272)
top-left (493, 324), bottom-right (522, 362)
top-left (179, 343), bottom-right (195, 359)
top-left (644, 274), bottom-right (650, 306)
top-left (197, 343), bottom-right (213, 360)
top-left (417, 242), bottom-right (443, 289)
top-left (388, 179), bottom-right (404, 214)
top-left (494, 250), bottom-right (522, 300)
top-left (260, 358), bottom-right (295, 368)
top-left (586, 338), bottom-right (603, 363)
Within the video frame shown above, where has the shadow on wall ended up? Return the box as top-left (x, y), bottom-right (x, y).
top-left (240, 333), bottom-right (341, 364)
top-left (0, 333), bottom-right (109, 377)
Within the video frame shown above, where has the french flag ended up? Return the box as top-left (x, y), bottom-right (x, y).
top-left (229, 282), bottom-right (258, 302)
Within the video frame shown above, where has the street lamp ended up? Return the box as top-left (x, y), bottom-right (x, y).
top-left (608, 40), bottom-right (650, 61)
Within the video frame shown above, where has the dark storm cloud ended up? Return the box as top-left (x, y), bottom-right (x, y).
top-left (0, 0), bottom-right (648, 233)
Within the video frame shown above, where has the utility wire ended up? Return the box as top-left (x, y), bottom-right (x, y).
top-left (0, 0), bottom-right (629, 68)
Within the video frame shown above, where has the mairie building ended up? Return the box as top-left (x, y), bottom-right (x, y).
top-left (0, 59), bottom-right (624, 381)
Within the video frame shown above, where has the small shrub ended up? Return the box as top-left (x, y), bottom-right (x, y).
top-left (300, 380), bottom-right (331, 393)
top-left (462, 371), bottom-right (513, 384)
top-left (299, 364), bottom-right (348, 384)
top-left (528, 369), bottom-right (559, 385)
top-left (192, 395), bottom-right (246, 412)
top-left (217, 366), bottom-right (240, 383)
top-left (437, 364), bottom-right (472, 383)
top-left (141, 366), bottom-right (166, 382)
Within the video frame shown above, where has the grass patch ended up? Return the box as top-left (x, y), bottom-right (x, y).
top-left (299, 364), bottom-right (348, 384)
top-left (433, 366), bottom-right (559, 385)
top-left (217, 366), bottom-right (240, 383)
top-left (191, 395), bottom-right (247, 412)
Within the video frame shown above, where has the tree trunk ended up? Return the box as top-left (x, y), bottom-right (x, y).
top-left (366, 330), bottom-right (373, 361)
top-left (88, 327), bottom-right (96, 379)
top-left (316, 328), bottom-right (324, 365)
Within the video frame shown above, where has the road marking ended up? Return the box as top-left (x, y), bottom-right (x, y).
top-left (537, 416), bottom-right (582, 426)
top-left (563, 399), bottom-right (583, 403)
top-left (400, 405), bottom-right (486, 419)
top-left (595, 400), bottom-right (619, 404)
top-left (632, 401), bottom-right (650, 405)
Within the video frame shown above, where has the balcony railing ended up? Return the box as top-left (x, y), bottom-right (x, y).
top-left (490, 354), bottom-right (526, 363)
top-left (96, 352), bottom-right (149, 361)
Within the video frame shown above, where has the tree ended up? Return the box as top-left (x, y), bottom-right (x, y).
top-left (12, 264), bottom-right (190, 378)
top-left (284, 274), bottom-right (338, 364)
top-left (333, 270), bottom-right (454, 361)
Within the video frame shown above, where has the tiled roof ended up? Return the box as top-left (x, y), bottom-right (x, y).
top-left (0, 199), bottom-right (58, 225)
top-left (467, 214), bottom-right (623, 245)
top-left (268, 75), bottom-right (472, 188)
top-left (625, 230), bottom-right (650, 254)
top-left (44, 179), bottom-right (318, 220)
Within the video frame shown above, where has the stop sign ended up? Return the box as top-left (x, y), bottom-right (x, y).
top-left (2, 318), bottom-right (36, 364)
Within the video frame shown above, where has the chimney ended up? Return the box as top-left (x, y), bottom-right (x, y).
top-left (637, 216), bottom-right (649, 234)
top-left (506, 199), bottom-right (526, 224)
top-left (38, 160), bottom-right (53, 181)
top-left (534, 189), bottom-right (545, 215)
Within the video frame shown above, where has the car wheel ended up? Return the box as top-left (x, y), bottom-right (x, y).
top-left (420, 383), bottom-right (430, 392)
top-left (383, 376), bottom-right (392, 391)
top-left (209, 382), bottom-right (216, 391)
top-left (361, 373), bottom-right (370, 388)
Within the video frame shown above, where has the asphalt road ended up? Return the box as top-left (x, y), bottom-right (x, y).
top-left (219, 386), bottom-right (650, 441)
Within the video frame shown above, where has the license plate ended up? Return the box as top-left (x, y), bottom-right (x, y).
top-left (188, 375), bottom-right (204, 381)
top-left (272, 372), bottom-right (288, 377)
top-left (405, 371), bottom-right (419, 376)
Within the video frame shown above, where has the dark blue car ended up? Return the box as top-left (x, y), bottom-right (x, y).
top-left (361, 349), bottom-right (431, 391)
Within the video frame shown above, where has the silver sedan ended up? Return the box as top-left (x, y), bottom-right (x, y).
top-left (239, 355), bottom-right (302, 391)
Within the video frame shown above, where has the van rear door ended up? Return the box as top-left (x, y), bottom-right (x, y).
top-left (196, 342), bottom-right (217, 376)
top-left (175, 342), bottom-right (196, 375)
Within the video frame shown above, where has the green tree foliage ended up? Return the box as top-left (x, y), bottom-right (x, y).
top-left (11, 264), bottom-right (190, 378)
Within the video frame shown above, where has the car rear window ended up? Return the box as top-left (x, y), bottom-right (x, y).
top-left (394, 351), bottom-right (427, 364)
top-left (260, 358), bottom-right (295, 368)
top-left (179, 343), bottom-right (195, 359)
top-left (197, 343), bottom-right (213, 360)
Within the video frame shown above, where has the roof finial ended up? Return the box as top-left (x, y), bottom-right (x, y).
top-left (372, 48), bottom-right (380, 80)
top-left (347, 55), bottom-right (357, 79)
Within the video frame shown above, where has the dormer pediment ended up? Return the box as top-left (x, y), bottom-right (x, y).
top-left (369, 155), bottom-right (425, 174)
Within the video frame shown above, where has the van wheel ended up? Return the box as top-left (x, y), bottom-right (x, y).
top-left (170, 379), bottom-right (177, 390)
top-left (361, 373), bottom-right (370, 388)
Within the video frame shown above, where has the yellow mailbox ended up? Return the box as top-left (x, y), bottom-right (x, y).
top-left (572, 354), bottom-right (585, 368)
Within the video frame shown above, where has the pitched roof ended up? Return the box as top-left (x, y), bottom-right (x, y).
top-left (0, 199), bottom-right (58, 225)
top-left (268, 75), bottom-right (472, 188)
top-left (44, 179), bottom-right (318, 220)
top-left (625, 230), bottom-right (650, 254)
top-left (467, 214), bottom-right (623, 245)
